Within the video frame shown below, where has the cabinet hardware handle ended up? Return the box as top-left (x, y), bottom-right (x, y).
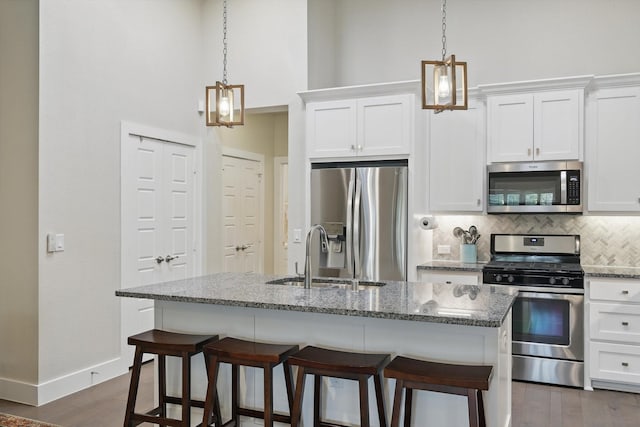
top-left (357, 145), bottom-right (363, 151)
top-left (350, 144), bottom-right (356, 151)
top-left (622, 362), bottom-right (629, 367)
top-left (622, 321), bottom-right (629, 326)
top-left (445, 281), bottom-right (452, 284)
top-left (527, 148), bottom-right (531, 157)
top-left (165, 255), bottom-right (178, 262)
top-left (477, 199), bottom-right (481, 206)
top-left (155, 256), bottom-right (165, 264)
top-left (536, 147), bottom-right (540, 156)
top-left (622, 290), bottom-right (629, 295)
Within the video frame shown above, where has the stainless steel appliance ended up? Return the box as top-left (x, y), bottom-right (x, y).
top-left (310, 160), bottom-right (407, 281)
top-left (482, 234), bottom-right (585, 388)
top-left (487, 161), bottom-right (583, 214)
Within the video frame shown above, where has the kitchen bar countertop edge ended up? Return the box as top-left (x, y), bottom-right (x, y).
top-left (417, 260), bottom-right (487, 272)
top-left (116, 272), bottom-right (516, 328)
top-left (584, 265), bottom-right (640, 279)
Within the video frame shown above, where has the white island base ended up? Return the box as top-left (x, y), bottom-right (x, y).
top-left (153, 300), bottom-right (512, 427)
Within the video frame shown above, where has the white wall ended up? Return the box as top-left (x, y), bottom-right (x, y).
top-left (0, 0), bottom-right (39, 397)
top-left (37, 0), bottom-right (205, 400)
top-left (309, 0), bottom-right (640, 89)
top-left (202, 0), bottom-right (308, 109)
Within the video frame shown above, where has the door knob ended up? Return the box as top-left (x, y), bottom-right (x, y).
top-left (165, 255), bottom-right (178, 262)
top-left (155, 256), bottom-right (165, 264)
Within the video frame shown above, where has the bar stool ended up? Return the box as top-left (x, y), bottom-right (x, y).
top-left (201, 337), bottom-right (299, 427)
top-left (287, 346), bottom-right (391, 427)
top-left (383, 356), bottom-right (493, 427)
top-left (124, 329), bottom-right (220, 427)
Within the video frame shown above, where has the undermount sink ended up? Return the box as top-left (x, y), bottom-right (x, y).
top-left (266, 276), bottom-right (386, 291)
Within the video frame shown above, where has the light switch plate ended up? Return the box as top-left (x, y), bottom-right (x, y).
top-left (293, 228), bottom-right (302, 243)
top-left (55, 234), bottom-right (65, 251)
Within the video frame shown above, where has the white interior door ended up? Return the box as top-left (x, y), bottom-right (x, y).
top-left (222, 153), bottom-right (263, 273)
top-left (121, 125), bottom-right (198, 366)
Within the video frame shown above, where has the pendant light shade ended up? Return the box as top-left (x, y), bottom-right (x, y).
top-left (206, 81), bottom-right (244, 127)
top-left (421, 0), bottom-right (468, 112)
top-left (422, 55), bottom-right (467, 111)
top-left (206, 0), bottom-right (244, 128)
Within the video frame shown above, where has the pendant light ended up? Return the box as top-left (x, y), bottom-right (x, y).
top-left (421, 0), bottom-right (467, 112)
top-left (206, 0), bottom-right (245, 127)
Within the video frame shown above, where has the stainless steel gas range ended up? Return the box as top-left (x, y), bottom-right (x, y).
top-left (482, 234), bottom-right (585, 388)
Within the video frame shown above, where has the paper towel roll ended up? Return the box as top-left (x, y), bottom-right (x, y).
top-left (419, 216), bottom-right (436, 230)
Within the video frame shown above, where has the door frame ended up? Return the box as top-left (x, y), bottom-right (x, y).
top-left (273, 156), bottom-right (288, 274)
top-left (221, 146), bottom-right (265, 273)
top-left (119, 121), bottom-right (203, 369)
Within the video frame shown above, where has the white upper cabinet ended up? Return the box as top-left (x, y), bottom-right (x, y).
top-left (481, 76), bottom-right (591, 164)
top-left (306, 99), bottom-right (357, 158)
top-left (587, 76), bottom-right (640, 212)
top-left (429, 98), bottom-right (485, 212)
top-left (487, 89), bottom-right (583, 163)
top-left (305, 93), bottom-right (414, 159)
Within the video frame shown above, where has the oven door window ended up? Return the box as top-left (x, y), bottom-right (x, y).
top-left (512, 297), bottom-right (570, 346)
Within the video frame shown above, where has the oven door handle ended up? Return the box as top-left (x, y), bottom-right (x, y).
top-left (495, 285), bottom-right (584, 295)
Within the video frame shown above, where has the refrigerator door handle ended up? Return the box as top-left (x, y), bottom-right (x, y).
top-left (353, 175), bottom-right (362, 278)
top-left (346, 172), bottom-right (355, 276)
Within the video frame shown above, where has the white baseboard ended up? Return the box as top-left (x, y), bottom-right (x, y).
top-left (0, 357), bottom-right (129, 406)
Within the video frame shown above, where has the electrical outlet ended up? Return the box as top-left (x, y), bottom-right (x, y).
top-left (437, 244), bottom-right (451, 255)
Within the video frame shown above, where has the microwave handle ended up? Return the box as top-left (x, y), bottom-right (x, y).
top-left (560, 171), bottom-right (567, 205)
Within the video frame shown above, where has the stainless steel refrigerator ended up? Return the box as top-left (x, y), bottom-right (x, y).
top-left (310, 160), bottom-right (408, 281)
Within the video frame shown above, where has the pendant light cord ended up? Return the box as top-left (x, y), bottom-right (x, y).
top-left (222, 0), bottom-right (228, 85)
top-left (441, 0), bottom-right (447, 61)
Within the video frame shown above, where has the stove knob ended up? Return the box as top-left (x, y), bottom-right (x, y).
top-left (495, 274), bottom-right (503, 282)
top-left (562, 278), bottom-right (570, 286)
top-left (507, 275), bottom-right (515, 283)
top-left (549, 277), bottom-right (556, 285)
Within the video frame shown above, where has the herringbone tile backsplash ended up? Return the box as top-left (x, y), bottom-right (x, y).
top-left (432, 215), bottom-right (640, 267)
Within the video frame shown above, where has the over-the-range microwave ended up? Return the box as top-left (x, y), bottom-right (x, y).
top-left (487, 161), bottom-right (583, 214)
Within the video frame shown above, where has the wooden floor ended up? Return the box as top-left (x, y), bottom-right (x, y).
top-left (1, 364), bottom-right (639, 426)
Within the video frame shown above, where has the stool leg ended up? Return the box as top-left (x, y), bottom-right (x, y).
top-left (123, 346), bottom-right (144, 427)
top-left (181, 352), bottom-right (191, 427)
top-left (390, 379), bottom-right (403, 427)
top-left (283, 362), bottom-right (295, 419)
top-left (158, 354), bottom-right (167, 423)
top-left (313, 374), bottom-right (321, 427)
top-left (467, 388), bottom-right (481, 427)
top-left (478, 389), bottom-right (486, 427)
top-left (404, 388), bottom-right (412, 427)
top-left (291, 367), bottom-right (307, 427)
top-left (263, 362), bottom-right (274, 427)
top-left (202, 354), bottom-right (221, 427)
top-left (358, 375), bottom-right (370, 427)
top-left (373, 374), bottom-right (387, 427)
top-left (232, 364), bottom-right (240, 426)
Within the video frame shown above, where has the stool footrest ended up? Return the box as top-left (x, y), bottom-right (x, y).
top-left (130, 411), bottom-right (183, 427)
top-left (164, 395), bottom-right (206, 408)
top-left (236, 406), bottom-right (291, 423)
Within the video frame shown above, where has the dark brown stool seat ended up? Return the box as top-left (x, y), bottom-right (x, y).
top-left (287, 346), bottom-right (391, 427)
top-left (201, 337), bottom-right (299, 427)
top-left (384, 356), bottom-right (493, 427)
top-left (124, 329), bottom-right (219, 427)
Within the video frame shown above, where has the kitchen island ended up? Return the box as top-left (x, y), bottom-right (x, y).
top-left (117, 273), bottom-right (515, 427)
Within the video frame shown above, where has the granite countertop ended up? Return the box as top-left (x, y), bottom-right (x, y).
top-left (417, 260), bottom-right (487, 272)
top-left (116, 272), bottom-right (516, 328)
top-left (583, 265), bottom-right (640, 279)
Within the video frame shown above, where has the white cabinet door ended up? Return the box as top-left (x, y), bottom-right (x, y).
top-left (534, 90), bottom-right (582, 161)
top-left (488, 94), bottom-right (534, 162)
top-left (357, 94), bottom-right (412, 156)
top-left (429, 100), bottom-right (484, 211)
top-left (488, 90), bottom-right (582, 163)
top-left (306, 99), bottom-right (357, 158)
top-left (587, 86), bottom-right (640, 212)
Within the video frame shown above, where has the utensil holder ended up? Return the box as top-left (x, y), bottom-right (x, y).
top-left (460, 244), bottom-right (477, 263)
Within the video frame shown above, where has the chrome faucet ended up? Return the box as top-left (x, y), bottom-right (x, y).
top-left (304, 224), bottom-right (329, 289)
